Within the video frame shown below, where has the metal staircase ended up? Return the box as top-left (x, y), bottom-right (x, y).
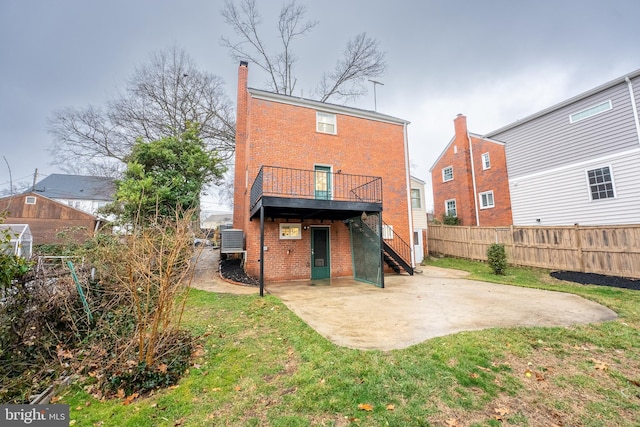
top-left (360, 217), bottom-right (413, 276)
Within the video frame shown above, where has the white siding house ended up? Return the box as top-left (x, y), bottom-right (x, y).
top-left (410, 176), bottom-right (428, 263)
top-left (486, 70), bottom-right (640, 226)
top-left (33, 174), bottom-right (115, 216)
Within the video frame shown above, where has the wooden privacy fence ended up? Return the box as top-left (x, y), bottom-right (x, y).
top-left (428, 224), bottom-right (640, 279)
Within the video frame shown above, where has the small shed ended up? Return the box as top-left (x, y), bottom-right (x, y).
top-left (1, 224), bottom-right (33, 258)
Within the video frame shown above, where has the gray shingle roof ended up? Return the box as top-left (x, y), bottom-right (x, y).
top-left (33, 174), bottom-right (116, 201)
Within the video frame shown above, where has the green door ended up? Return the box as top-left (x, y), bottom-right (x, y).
top-left (314, 166), bottom-right (331, 200)
top-left (311, 227), bottom-right (330, 279)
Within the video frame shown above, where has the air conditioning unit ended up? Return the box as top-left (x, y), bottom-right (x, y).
top-left (221, 229), bottom-right (244, 254)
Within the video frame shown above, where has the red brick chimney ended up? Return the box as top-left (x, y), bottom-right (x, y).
top-left (454, 113), bottom-right (468, 140)
top-left (233, 61), bottom-right (249, 229)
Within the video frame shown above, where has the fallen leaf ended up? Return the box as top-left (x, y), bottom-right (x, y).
top-left (524, 369), bottom-right (532, 378)
top-left (535, 372), bottom-right (545, 381)
top-left (591, 358), bottom-right (609, 371)
top-left (469, 372), bottom-right (479, 379)
top-left (122, 392), bottom-right (139, 405)
top-left (386, 404), bottom-right (395, 411)
top-left (358, 403), bottom-right (374, 411)
top-left (50, 396), bottom-right (61, 403)
top-left (69, 421), bottom-right (76, 426)
top-left (234, 385), bottom-right (242, 391)
top-left (157, 363), bottom-right (168, 373)
top-left (168, 385), bottom-right (179, 390)
top-left (57, 345), bottom-right (73, 360)
top-left (174, 417), bottom-right (185, 426)
top-left (493, 406), bottom-right (510, 421)
top-left (211, 387), bottom-right (222, 392)
top-left (116, 389), bottom-right (125, 399)
top-left (445, 419), bottom-right (460, 427)
top-left (476, 365), bottom-right (492, 372)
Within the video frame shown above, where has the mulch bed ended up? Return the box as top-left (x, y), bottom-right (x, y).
top-left (219, 258), bottom-right (260, 286)
top-left (551, 271), bottom-right (640, 291)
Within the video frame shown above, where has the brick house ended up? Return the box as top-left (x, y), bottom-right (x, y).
top-left (232, 61), bottom-right (414, 291)
top-left (430, 114), bottom-right (513, 226)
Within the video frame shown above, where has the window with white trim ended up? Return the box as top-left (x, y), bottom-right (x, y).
top-left (382, 224), bottom-right (394, 240)
top-left (479, 191), bottom-right (495, 209)
top-left (279, 223), bottom-right (302, 239)
top-left (442, 166), bottom-right (453, 182)
top-left (316, 111), bottom-right (337, 134)
top-left (445, 199), bottom-right (457, 217)
top-left (570, 100), bottom-right (612, 123)
top-left (410, 189), bottom-right (421, 208)
top-left (586, 166), bottom-right (615, 200)
top-left (481, 153), bottom-right (491, 170)
top-left (25, 196), bottom-right (36, 205)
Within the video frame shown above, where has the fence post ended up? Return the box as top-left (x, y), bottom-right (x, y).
top-left (509, 225), bottom-right (515, 266)
top-left (574, 223), bottom-right (584, 273)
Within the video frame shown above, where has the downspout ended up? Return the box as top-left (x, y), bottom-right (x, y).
top-left (625, 77), bottom-right (640, 146)
top-left (467, 132), bottom-right (480, 226)
top-left (403, 122), bottom-right (416, 267)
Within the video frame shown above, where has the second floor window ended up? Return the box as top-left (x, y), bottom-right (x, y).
top-left (479, 190), bottom-right (495, 209)
top-left (316, 112), bottom-right (336, 134)
top-left (411, 189), bottom-right (421, 208)
top-left (482, 153), bottom-right (491, 170)
top-left (442, 166), bottom-right (453, 182)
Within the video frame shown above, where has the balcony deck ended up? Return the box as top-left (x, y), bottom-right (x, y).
top-left (249, 166), bottom-right (383, 221)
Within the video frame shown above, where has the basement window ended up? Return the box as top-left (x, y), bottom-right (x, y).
top-left (25, 196), bottom-right (36, 205)
top-left (279, 223), bottom-right (302, 240)
top-left (570, 100), bottom-right (612, 123)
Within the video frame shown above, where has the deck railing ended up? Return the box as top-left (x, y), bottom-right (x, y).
top-left (250, 166), bottom-right (383, 210)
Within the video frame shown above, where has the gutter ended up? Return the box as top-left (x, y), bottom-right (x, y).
top-left (625, 77), bottom-right (640, 146)
top-left (468, 132), bottom-right (480, 226)
top-left (403, 122), bottom-right (416, 267)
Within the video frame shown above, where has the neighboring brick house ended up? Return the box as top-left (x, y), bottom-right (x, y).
top-left (232, 61), bottom-right (414, 290)
top-left (430, 114), bottom-right (513, 226)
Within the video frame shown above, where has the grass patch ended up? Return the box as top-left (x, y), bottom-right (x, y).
top-left (58, 258), bottom-right (640, 426)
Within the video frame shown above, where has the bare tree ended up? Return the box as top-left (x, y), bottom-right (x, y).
top-left (48, 46), bottom-right (236, 176)
top-left (220, 0), bottom-right (387, 104)
top-left (316, 33), bottom-right (387, 103)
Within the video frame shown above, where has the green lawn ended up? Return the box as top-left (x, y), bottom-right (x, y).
top-left (59, 258), bottom-right (640, 426)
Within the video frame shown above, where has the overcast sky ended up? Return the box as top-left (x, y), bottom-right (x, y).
top-left (1, 0), bottom-right (639, 212)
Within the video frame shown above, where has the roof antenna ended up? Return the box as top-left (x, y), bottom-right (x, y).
top-left (368, 80), bottom-right (384, 111)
